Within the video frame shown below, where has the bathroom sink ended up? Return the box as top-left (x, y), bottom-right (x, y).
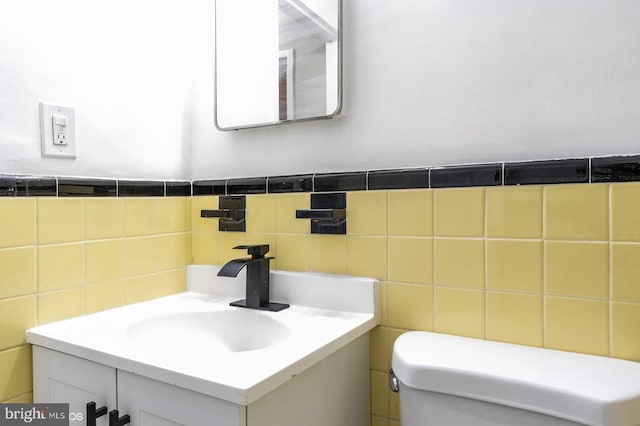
top-left (26, 265), bottom-right (379, 405)
top-left (127, 310), bottom-right (292, 353)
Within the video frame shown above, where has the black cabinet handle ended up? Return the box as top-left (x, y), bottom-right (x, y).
top-left (86, 402), bottom-right (107, 426)
top-left (109, 410), bottom-right (130, 426)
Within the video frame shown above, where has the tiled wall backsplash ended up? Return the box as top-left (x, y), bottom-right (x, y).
top-left (192, 184), bottom-right (640, 426)
top-left (0, 195), bottom-right (191, 403)
top-left (2, 156), bottom-right (640, 426)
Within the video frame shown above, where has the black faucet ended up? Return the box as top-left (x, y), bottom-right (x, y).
top-left (218, 244), bottom-right (289, 312)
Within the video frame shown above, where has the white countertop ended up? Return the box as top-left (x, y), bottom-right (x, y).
top-left (27, 266), bottom-right (379, 405)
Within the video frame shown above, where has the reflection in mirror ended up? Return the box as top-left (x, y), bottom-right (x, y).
top-left (215, 0), bottom-right (342, 131)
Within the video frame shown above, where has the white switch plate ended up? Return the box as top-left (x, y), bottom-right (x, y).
top-left (39, 102), bottom-right (77, 158)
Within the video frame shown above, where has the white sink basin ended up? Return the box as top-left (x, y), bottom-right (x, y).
top-left (127, 310), bottom-right (292, 353)
top-left (27, 265), bottom-right (379, 405)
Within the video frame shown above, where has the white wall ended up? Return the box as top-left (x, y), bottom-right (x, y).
top-left (191, 0), bottom-right (640, 180)
top-left (2, 0), bottom-right (639, 181)
top-left (0, 0), bottom-right (200, 180)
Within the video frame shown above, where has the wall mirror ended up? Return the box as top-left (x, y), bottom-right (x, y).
top-left (215, 0), bottom-right (342, 131)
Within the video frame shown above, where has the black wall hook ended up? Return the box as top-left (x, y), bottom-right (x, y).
top-left (296, 192), bottom-right (347, 235)
top-left (200, 195), bottom-right (246, 232)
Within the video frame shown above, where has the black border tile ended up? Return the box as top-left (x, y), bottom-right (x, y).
top-left (592, 155), bottom-right (640, 183)
top-left (314, 172), bottom-right (367, 192)
top-left (166, 181), bottom-right (192, 197)
top-left (368, 169), bottom-right (430, 190)
top-left (15, 177), bottom-right (57, 196)
top-left (268, 175), bottom-right (313, 193)
top-left (431, 164), bottom-right (502, 188)
top-left (193, 180), bottom-right (226, 196)
top-left (118, 180), bottom-right (164, 197)
top-left (0, 176), bottom-right (16, 196)
top-left (58, 178), bottom-right (117, 197)
top-left (227, 177), bottom-right (267, 195)
top-left (4, 153), bottom-right (640, 199)
top-left (504, 159), bottom-right (589, 185)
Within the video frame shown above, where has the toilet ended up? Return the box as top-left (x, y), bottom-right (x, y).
top-left (391, 332), bottom-right (640, 426)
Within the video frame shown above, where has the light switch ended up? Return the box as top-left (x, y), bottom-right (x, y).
top-left (39, 102), bottom-right (77, 158)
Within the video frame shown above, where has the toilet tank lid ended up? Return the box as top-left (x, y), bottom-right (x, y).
top-left (392, 332), bottom-right (640, 426)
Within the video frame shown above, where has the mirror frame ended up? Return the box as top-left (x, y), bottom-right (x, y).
top-left (214, 0), bottom-right (343, 131)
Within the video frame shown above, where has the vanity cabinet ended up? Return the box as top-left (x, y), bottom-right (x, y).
top-left (32, 333), bottom-right (370, 426)
top-left (33, 346), bottom-right (244, 426)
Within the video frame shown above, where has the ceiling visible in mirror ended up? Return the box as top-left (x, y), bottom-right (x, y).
top-left (215, 0), bottom-right (342, 131)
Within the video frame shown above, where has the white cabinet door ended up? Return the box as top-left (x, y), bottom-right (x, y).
top-left (117, 370), bottom-right (245, 426)
top-left (33, 346), bottom-right (117, 426)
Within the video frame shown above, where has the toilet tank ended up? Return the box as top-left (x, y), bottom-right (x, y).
top-left (392, 332), bottom-right (640, 426)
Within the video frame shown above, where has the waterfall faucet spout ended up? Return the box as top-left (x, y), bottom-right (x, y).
top-left (218, 245), bottom-right (289, 312)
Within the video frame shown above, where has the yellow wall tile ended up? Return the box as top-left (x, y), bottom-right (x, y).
top-left (85, 239), bottom-right (124, 285)
top-left (387, 329), bottom-right (406, 370)
top-left (158, 233), bottom-right (189, 271)
top-left (37, 244), bottom-right (84, 292)
top-left (389, 387), bottom-right (400, 420)
top-left (192, 196), bottom-right (219, 232)
top-left (371, 416), bottom-right (389, 426)
top-left (276, 234), bottom-right (310, 272)
top-left (370, 371), bottom-right (389, 417)
top-left (38, 289), bottom-right (84, 324)
top-left (611, 302), bottom-right (640, 361)
top-left (388, 190), bottom-right (433, 237)
top-left (486, 292), bottom-right (542, 347)
top-left (158, 197), bottom-right (190, 234)
top-left (0, 248), bottom-right (36, 299)
top-left (276, 193), bottom-right (309, 234)
top-left (486, 240), bottom-right (542, 292)
top-left (544, 241), bottom-right (609, 298)
top-left (4, 392), bottom-right (33, 403)
top-left (370, 326), bottom-right (388, 372)
top-left (157, 269), bottom-right (187, 297)
top-left (544, 184), bottom-right (608, 240)
top-left (37, 198), bottom-right (84, 244)
top-left (611, 183), bottom-right (640, 241)
top-left (0, 296), bottom-right (36, 350)
top-left (85, 198), bottom-right (124, 240)
top-left (545, 296), bottom-right (609, 356)
top-left (246, 195), bottom-right (277, 233)
top-left (0, 198), bottom-right (35, 248)
top-left (612, 243), bottom-right (640, 302)
top-left (388, 282), bottom-right (433, 330)
top-left (124, 198), bottom-right (158, 236)
top-left (85, 281), bottom-right (124, 314)
top-left (379, 281), bottom-right (388, 326)
top-left (486, 186), bottom-right (542, 238)
top-left (124, 237), bottom-right (158, 277)
top-left (192, 232), bottom-right (218, 265)
top-left (434, 238), bottom-right (484, 288)
top-left (347, 191), bottom-right (388, 235)
top-left (434, 287), bottom-right (485, 339)
top-left (124, 275), bottom-right (159, 305)
top-left (218, 232), bottom-right (247, 264)
top-left (434, 188), bottom-right (485, 237)
top-left (388, 237), bottom-right (432, 284)
top-left (0, 345), bottom-right (32, 401)
top-left (347, 236), bottom-right (388, 280)
top-left (310, 234), bottom-right (347, 275)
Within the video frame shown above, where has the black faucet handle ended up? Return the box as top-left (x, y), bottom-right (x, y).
top-left (233, 244), bottom-right (270, 258)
